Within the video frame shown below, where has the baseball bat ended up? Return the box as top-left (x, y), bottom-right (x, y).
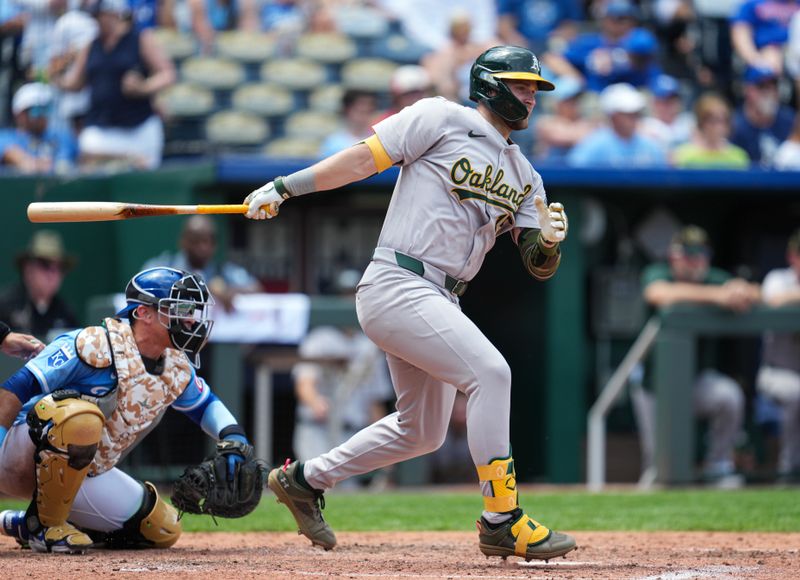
top-left (27, 202), bottom-right (249, 223)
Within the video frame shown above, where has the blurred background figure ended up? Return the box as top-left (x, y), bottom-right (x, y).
top-left (567, 82), bottom-right (666, 167)
top-left (544, 0), bottom-right (644, 92)
top-left (0, 319), bottom-right (44, 359)
top-left (143, 214), bottom-right (261, 312)
top-left (0, 82), bottom-right (77, 173)
top-left (672, 92), bottom-right (749, 169)
top-left (422, 10), bottom-right (491, 104)
top-left (618, 27), bottom-right (662, 88)
top-left (496, 0), bottom-right (583, 55)
top-left (292, 322), bottom-right (394, 488)
top-left (774, 116), bottom-right (800, 169)
top-left (729, 0), bottom-right (799, 79)
top-left (756, 228), bottom-right (800, 483)
top-left (374, 64), bottom-right (432, 123)
top-left (730, 66), bottom-right (795, 167)
top-left (48, 9), bottom-right (98, 137)
top-left (188, 0), bottom-right (258, 54)
top-left (638, 225), bottom-right (759, 487)
top-left (533, 76), bottom-right (597, 163)
top-left (15, 0), bottom-right (69, 79)
top-left (55, 0), bottom-right (175, 170)
top-left (0, 230), bottom-right (79, 342)
top-left (0, 0), bottom-right (27, 124)
top-left (639, 73), bottom-right (693, 154)
top-left (319, 89), bottom-right (378, 158)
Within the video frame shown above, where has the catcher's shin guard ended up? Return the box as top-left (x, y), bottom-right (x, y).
top-left (268, 460), bottom-right (336, 550)
top-left (476, 456), bottom-right (576, 561)
top-left (98, 482), bottom-right (181, 549)
top-left (26, 393), bottom-right (104, 554)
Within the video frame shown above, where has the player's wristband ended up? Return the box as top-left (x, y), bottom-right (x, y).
top-left (282, 167), bottom-right (316, 197)
top-left (0, 321), bottom-right (10, 345)
top-left (537, 233), bottom-right (559, 255)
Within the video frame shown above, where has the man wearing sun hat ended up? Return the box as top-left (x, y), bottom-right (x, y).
top-left (0, 230), bottom-right (79, 342)
top-left (0, 83), bottom-right (78, 173)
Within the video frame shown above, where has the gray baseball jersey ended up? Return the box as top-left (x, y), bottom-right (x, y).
top-left (303, 97), bottom-right (551, 497)
top-left (372, 96), bottom-right (545, 281)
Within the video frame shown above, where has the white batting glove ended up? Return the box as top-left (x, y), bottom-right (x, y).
top-left (533, 196), bottom-right (568, 244)
top-left (244, 181), bottom-right (284, 220)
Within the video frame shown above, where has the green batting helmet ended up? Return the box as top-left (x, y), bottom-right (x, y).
top-left (469, 46), bottom-right (555, 123)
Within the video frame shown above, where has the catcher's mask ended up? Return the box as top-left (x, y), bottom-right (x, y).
top-left (469, 45), bottom-right (555, 124)
top-left (116, 267), bottom-right (215, 367)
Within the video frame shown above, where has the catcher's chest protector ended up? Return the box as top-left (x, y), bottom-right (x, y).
top-left (77, 318), bottom-right (192, 475)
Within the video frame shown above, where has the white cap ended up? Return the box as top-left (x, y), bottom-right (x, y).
top-left (12, 83), bottom-right (53, 115)
top-left (390, 65), bottom-right (431, 95)
top-left (52, 11), bottom-right (99, 56)
top-left (600, 83), bottom-right (646, 115)
top-left (299, 326), bottom-right (352, 360)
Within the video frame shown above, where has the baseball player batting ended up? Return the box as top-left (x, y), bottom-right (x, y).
top-left (245, 45), bottom-right (575, 562)
top-left (0, 267), bottom-right (265, 554)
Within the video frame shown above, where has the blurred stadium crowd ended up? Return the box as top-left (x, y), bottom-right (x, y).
top-left (1, 0), bottom-right (800, 173)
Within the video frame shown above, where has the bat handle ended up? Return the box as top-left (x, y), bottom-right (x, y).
top-left (196, 204), bottom-right (249, 215)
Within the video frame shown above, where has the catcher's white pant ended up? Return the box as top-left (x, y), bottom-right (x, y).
top-left (304, 262), bottom-right (511, 491)
top-left (0, 424), bottom-right (143, 532)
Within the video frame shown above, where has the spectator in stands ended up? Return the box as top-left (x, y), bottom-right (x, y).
top-left (730, 66), bottom-right (795, 167)
top-left (0, 82), bottom-right (77, 174)
top-left (143, 215), bottom-right (261, 311)
top-left (496, 0), bottom-right (583, 55)
top-left (14, 0), bottom-right (68, 78)
top-left (533, 76), bottom-right (597, 163)
top-left (373, 64), bottom-right (431, 123)
top-left (639, 73), bottom-right (693, 153)
top-left (0, 230), bottom-right (79, 342)
top-left (0, 0), bottom-right (27, 122)
top-left (544, 0), bottom-right (643, 92)
top-left (730, 0), bottom-right (800, 78)
top-left (380, 0), bottom-right (498, 51)
top-left (774, 115), bottom-right (800, 169)
top-left (130, 0), bottom-right (177, 31)
top-left (319, 89), bottom-right (378, 158)
top-left (55, 0), bottom-right (176, 170)
top-left (48, 10), bottom-right (98, 136)
top-left (188, 0), bottom-right (259, 54)
top-left (617, 27), bottom-right (663, 88)
top-left (641, 225), bottom-right (759, 487)
top-left (672, 92), bottom-right (749, 169)
top-left (785, 10), bottom-right (800, 107)
top-left (567, 82), bottom-right (667, 167)
top-left (757, 228), bottom-right (800, 482)
top-left (422, 10), bottom-right (491, 104)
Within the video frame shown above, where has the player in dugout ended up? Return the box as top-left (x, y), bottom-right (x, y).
top-left (0, 267), bottom-right (265, 554)
top-left (243, 45), bottom-right (576, 562)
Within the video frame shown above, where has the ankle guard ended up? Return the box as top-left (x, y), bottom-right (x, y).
top-left (101, 482), bottom-right (181, 549)
top-left (477, 455), bottom-right (519, 513)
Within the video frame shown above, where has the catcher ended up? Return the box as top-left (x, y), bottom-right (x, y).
top-left (0, 267), bottom-right (266, 554)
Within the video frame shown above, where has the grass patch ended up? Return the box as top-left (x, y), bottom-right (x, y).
top-left (2, 488), bottom-right (798, 533)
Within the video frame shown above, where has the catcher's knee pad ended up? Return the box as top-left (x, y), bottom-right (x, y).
top-left (477, 454), bottom-right (519, 513)
top-left (26, 392), bottom-right (105, 527)
top-left (103, 482), bottom-right (181, 549)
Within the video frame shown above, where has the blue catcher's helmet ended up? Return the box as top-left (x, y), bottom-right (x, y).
top-left (116, 267), bottom-right (215, 367)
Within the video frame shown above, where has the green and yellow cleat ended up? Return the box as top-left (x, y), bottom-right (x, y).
top-left (477, 508), bottom-right (576, 562)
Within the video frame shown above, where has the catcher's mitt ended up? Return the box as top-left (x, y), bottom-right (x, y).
top-left (171, 439), bottom-right (268, 518)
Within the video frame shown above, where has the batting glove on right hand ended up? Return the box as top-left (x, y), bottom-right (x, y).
top-left (244, 181), bottom-right (283, 220)
top-left (534, 196), bottom-right (568, 244)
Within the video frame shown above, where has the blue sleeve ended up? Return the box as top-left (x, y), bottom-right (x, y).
top-left (53, 128), bottom-right (78, 165)
top-left (1, 367), bottom-right (41, 404)
top-left (0, 130), bottom-right (22, 161)
top-left (567, 133), bottom-right (603, 167)
top-left (173, 373), bottom-right (238, 438)
top-left (25, 331), bottom-right (99, 394)
top-left (563, 34), bottom-right (596, 70)
top-left (730, 1), bottom-right (756, 24)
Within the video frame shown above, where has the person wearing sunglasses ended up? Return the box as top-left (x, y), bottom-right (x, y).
top-left (0, 82), bottom-right (77, 174)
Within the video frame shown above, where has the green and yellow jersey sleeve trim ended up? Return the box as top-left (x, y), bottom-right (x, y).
top-left (364, 134), bottom-right (393, 173)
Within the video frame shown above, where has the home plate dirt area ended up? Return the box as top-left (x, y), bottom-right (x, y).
top-left (1, 531), bottom-right (797, 579)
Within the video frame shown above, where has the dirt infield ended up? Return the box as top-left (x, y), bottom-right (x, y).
top-left (2, 531), bottom-right (797, 579)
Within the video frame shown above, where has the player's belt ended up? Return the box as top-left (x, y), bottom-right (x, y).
top-left (372, 247), bottom-right (468, 297)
